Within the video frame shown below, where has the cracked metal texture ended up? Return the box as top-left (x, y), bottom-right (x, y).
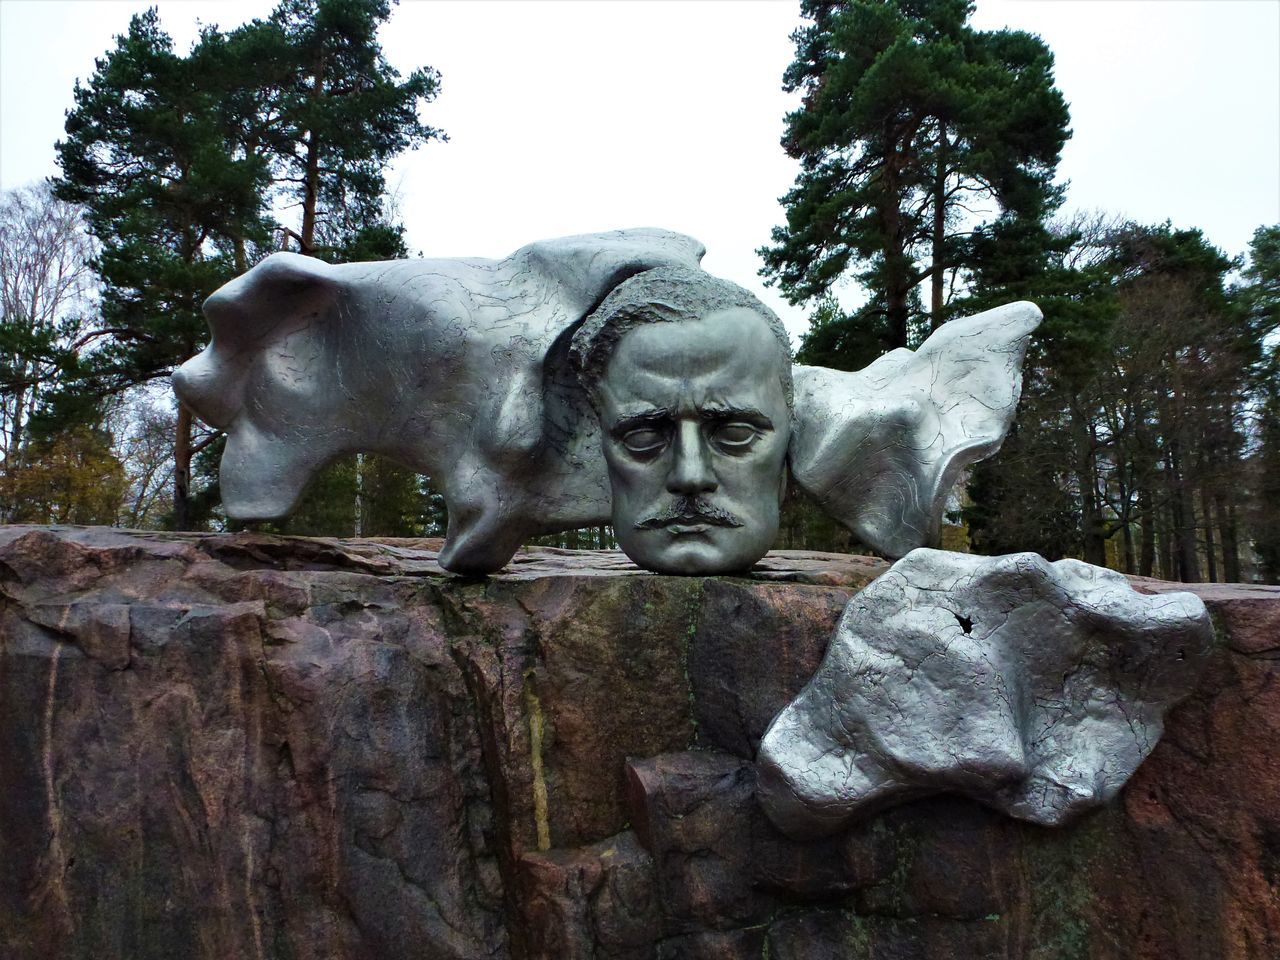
top-left (571, 267), bottom-right (795, 575)
top-left (788, 300), bottom-right (1041, 559)
top-left (173, 229), bottom-right (705, 574)
top-left (173, 228), bottom-right (1039, 575)
top-left (756, 548), bottom-right (1215, 838)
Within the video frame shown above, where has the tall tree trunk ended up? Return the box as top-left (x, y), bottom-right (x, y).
top-left (1158, 456), bottom-right (1175, 581)
top-left (299, 53), bottom-right (327, 255)
top-left (1071, 406), bottom-right (1106, 565)
top-left (234, 139), bottom-right (258, 271)
top-left (880, 133), bottom-right (911, 350)
top-left (1115, 450), bottom-right (1135, 574)
top-left (1077, 470), bottom-right (1106, 565)
top-left (885, 268), bottom-right (909, 349)
top-left (930, 129), bottom-right (948, 331)
top-left (1169, 438), bottom-right (1201, 582)
top-left (1138, 485), bottom-right (1155, 578)
top-left (300, 132), bottom-right (320, 255)
top-left (1217, 491), bottom-right (1241, 582)
top-left (1164, 361), bottom-right (1200, 581)
top-left (1158, 508), bottom-right (1174, 581)
top-left (5, 380), bottom-right (26, 462)
top-left (1168, 479), bottom-right (1187, 581)
top-left (0, 380), bottom-right (21, 524)
top-left (1200, 482), bottom-right (1217, 583)
top-left (173, 403), bottom-right (192, 531)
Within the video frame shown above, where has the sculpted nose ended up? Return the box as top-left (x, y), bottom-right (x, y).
top-left (666, 422), bottom-right (717, 495)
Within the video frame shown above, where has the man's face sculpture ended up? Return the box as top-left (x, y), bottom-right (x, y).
top-left (596, 308), bottom-right (791, 574)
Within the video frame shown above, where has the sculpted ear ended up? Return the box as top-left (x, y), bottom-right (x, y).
top-left (789, 301), bottom-right (1042, 558)
top-left (173, 253), bottom-right (340, 429)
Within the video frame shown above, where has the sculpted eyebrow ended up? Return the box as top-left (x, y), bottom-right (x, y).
top-left (613, 408), bottom-right (670, 432)
top-left (701, 404), bottom-right (774, 427)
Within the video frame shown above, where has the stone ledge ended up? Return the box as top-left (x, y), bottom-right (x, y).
top-left (1, 526), bottom-right (1277, 960)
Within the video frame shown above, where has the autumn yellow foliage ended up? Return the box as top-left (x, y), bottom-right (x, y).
top-left (0, 428), bottom-right (127, 525)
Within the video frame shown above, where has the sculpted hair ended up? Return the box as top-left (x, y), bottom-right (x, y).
top-left (570, 266), bottom-right (794, 410)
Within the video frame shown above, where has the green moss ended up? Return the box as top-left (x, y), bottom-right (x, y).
top-left (841, 912), bottom-right (875, 953)
top-left (679, 577), bottom-right (706, 742)
top-left (1023, 814), bottom-right (1117, 960)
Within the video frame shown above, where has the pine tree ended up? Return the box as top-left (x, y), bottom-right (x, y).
top-left (52, 1), bottom-right (445, 532)
top-left (762, 0), bottom-right (1069, 359)
top-left (223, 0), bottom-right (445, 259)
top-left (1255, 345), bottom-right (1280, 583)
top-left (208, 0), bottom-right (446, 537)
top-left (52, 10), bottom-right (275, 529)
top-left (1241, 226), bottom-right (1280, 582)
top-left (967, 219), bottom-right (1263, 581)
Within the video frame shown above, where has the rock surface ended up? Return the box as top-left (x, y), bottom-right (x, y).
top-left (1, 526), bottom-right (1277, 960)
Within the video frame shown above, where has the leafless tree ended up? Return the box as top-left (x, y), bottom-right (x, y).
top-left (0, 182), bottom-right (96, 464)
top-left (105, 388), bottom-right (179, 529)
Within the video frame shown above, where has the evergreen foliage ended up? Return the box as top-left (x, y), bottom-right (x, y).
top-left (765, 0), bottom-right (1070, 359)
top-left (213, 0), bottom-right (445, 259)
top-left (763, 4), bottom-right (1275, 581)
top-left (52, 10), bottom-right (278, 528)
top-left (1243, 226), bottom-right (1280, 581)
top-left (49, 0), bottom-right (444, 531)
top-left (966, 221), bottom-right (1271, 581)
top-left (4, 2), bottom-right (1276, 575)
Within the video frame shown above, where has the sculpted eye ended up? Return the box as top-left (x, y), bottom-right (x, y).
top-left (621, 427), bottom-right (668, 454)
top-left (711, 422), bottom-right (760, 453)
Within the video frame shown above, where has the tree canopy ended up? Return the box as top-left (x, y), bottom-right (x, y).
top-left (762, 0), bottom-right (1069, 359)
top-left (50, 0), bottom-right (444, 528)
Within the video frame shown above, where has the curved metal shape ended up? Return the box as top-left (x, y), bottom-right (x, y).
top-left (788, 301), bottom-right (1042, 559)
top-left (173, 229), bottom-right (705, 574)
top-left (756, 549), bottom-right (1215, 838)
top-left (174, 230), bottom-right (1041, 575)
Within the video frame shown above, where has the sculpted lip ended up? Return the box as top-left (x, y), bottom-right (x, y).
top-left (663, 521), bottom-right (712, 536)
top-left (634, 509), bottom-right (744, 531)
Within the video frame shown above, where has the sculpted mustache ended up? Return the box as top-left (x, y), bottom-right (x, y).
top-left (634, 498), bottom-right (745, 530)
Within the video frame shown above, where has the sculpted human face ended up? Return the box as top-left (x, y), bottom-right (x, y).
top-left (598, 308), bottom-right (791, 574)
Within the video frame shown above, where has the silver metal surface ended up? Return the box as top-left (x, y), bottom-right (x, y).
top-left (788, 301), bottom-right (1042, 559)
top-left (173, 229), bottom-right (705, 574)
top-left (174, 230), bottom-right (1040, 575)
top-left (756, 548), bottom-right (1214, 838)
top-left (571, 267), bottom-right (793, 574)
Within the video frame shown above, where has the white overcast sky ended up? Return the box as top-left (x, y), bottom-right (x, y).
top-left (2, 0), bottom-right (1278, 342)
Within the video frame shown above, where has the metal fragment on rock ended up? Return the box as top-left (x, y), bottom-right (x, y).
top-left (756, 548), bottom-right (1215, 838)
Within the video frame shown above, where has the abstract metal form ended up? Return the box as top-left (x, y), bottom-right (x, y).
top-left (789, 301), bottom-right (1041, 560)
top-left (173, 228), bottom-right (1208, 838)
top-left (756, 548), bottom-right (1215, 838)
top-left (174, 229), bottom-right (1039, 574)
top-left (173, 229), bottom-right (704, 574)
